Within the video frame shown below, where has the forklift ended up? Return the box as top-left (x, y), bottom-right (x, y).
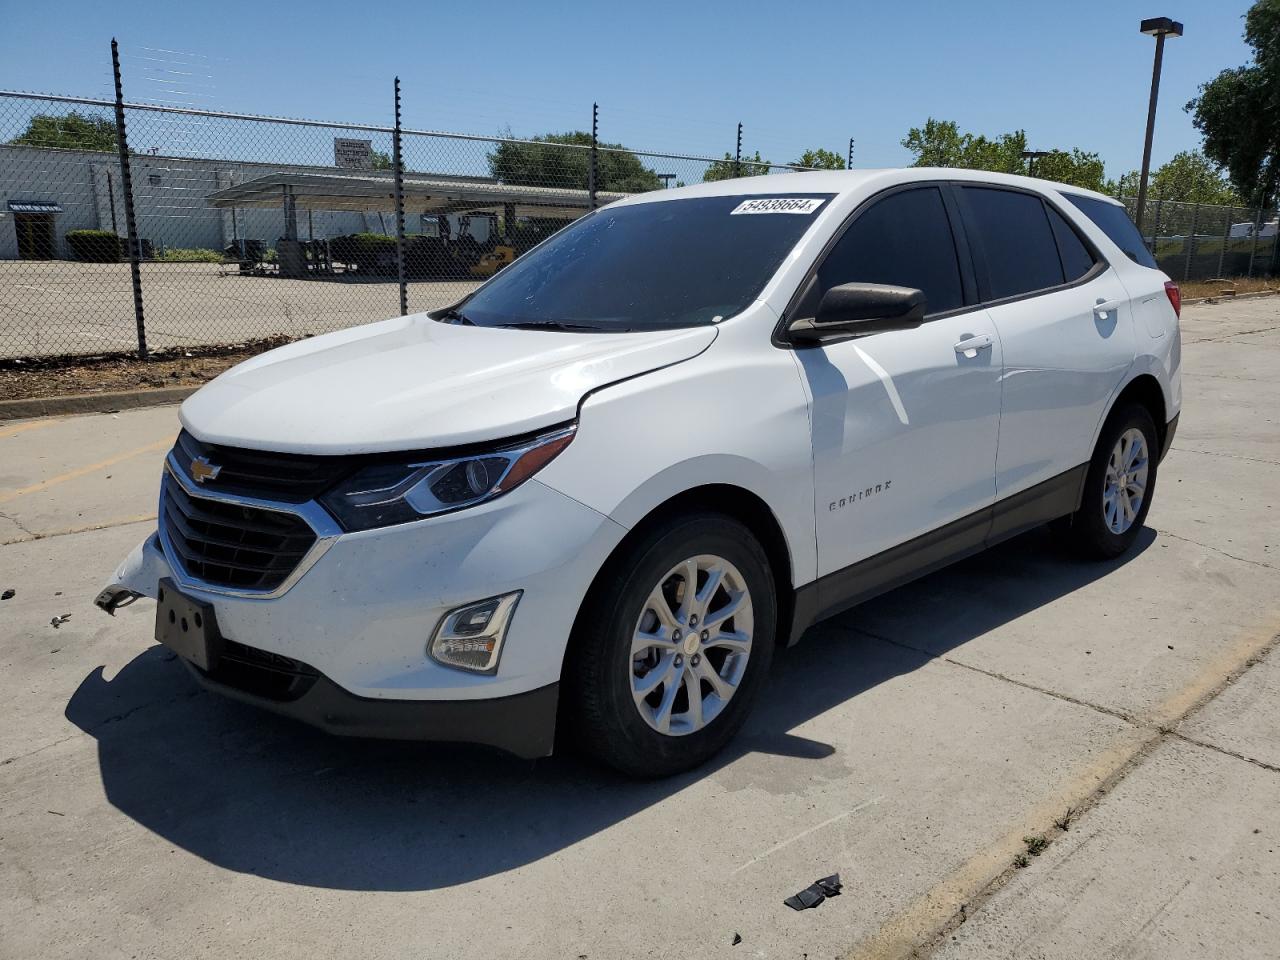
top-left (416, 210), bottom-right (516, 279)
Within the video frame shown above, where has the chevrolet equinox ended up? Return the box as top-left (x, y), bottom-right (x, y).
top-left (97, 169), bottom-right (1182, 777)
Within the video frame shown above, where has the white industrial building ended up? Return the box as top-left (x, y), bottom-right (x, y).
top-left (0, 144), bottom-right (452, 260)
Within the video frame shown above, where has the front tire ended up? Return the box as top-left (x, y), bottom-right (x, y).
top-left (1058, 403), bottom-right (1159, 559)
top-left (567, 513), bottom-right (776, 778)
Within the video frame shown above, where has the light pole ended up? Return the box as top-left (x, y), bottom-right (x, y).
top-left (1135, 16), bottom-right (1184, 233)
top-left (1021, 150), bottom-right (1050, 178)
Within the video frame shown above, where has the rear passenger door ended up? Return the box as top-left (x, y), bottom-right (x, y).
top-left (793, 185), bottom-right (1003, 584)
top-left (955, 185), bottom-right (1135, 509)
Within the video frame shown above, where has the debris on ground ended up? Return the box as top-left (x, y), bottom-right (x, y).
top-left (1, 589), bottom-right (13, 600)
top-left (731, 933), bottom-right (742, 945)
top-left (50, 614), bottom-right (71, 628)
top-left (783, 873), bottom-right (842, 911)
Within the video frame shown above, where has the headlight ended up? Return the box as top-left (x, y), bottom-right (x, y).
top-left (319, 425), bottom-right (575, 532)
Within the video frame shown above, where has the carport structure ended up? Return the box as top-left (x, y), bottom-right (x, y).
top-left (207, 172), bottom-right (629, 277)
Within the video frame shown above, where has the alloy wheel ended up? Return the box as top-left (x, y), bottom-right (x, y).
top-left (1103, 427), bottom-right (1149, 534)
top-left (630, 554), bottom-right (753, 736)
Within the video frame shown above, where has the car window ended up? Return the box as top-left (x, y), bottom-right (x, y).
top-left (1046, 205), bottom-right (1097, 282)
top-left (961, 186), bottom-right (1064, 300)
top-left (456, 193), bottom-right (833, 332)
top-left (1064, 194), bottom-right (1158, 269)
top-left (815, 186), bottom-right (964, 315)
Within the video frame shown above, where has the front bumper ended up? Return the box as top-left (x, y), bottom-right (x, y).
top-left (99, 476), bottom-right (627, 755)
top-left (187, 647), bottom-right (559, 758)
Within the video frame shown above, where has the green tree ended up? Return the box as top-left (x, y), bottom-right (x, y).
top-left (1029, 149), bottom-right (1107, 193)
top-left (371, 149), bottom-right (391, 171)
top-left (902, 118), bottom-right (1108, 190)
top-left (488, 131), bottom-right (661, 193)
top-left (793, 147), bottom-right (846, 170)
top-left (1186, 0), bottom-right (1280, 207)
top-left (1104, 170), bottom-right (1141, 198)
top-left (1148, 150), bottom-right (1242, 205)
top-left (703, 150), bottom-right (770, 181)
top-left (901, 119), bottom-right (1026, 173)
top-left (8, 111), bottom-right (117, 152)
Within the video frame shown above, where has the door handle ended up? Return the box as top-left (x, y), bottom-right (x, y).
top-left (954, 334), bottom-right (993, 356)
top-left (1094, 299), bottom-right (1123, 320)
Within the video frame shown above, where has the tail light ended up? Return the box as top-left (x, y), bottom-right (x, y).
top-left (1164, 281), bottom-right (1181, 319)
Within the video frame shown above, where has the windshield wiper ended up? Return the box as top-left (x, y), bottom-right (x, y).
top-left (496, 320), bottom-right (623, 333)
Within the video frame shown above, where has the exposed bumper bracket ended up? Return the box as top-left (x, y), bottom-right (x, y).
top-left (94, 587), bottom-right (142, 616)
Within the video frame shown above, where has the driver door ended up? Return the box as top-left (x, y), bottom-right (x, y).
top-left (791, 185), bottom-right (1002, 612)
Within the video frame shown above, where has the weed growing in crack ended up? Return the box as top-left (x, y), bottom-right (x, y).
top-left (1023, 835), bottom-right (1049, 856)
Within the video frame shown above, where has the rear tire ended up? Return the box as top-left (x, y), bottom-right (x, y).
top-left (1057, 403), bottom-right (1159, 559)
top-left (567, 513), bottom-right (776, 778)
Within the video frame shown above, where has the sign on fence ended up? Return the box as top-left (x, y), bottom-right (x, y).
top-left (333, 138), bottom-right (373, 170)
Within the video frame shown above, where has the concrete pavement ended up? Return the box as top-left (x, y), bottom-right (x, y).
top-left (0, 297), bottom-right (1278, 959)
top-left (0, 261), bottom-right (478, 358)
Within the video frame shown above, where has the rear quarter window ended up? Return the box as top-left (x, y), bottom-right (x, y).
top-left (1046, 205), bottom-right (1098, 282)
top-left (1064, 194), bottom-right (1158, 269)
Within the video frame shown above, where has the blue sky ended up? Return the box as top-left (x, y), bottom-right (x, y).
top-left (0, 0), bottom-right (1257, 177)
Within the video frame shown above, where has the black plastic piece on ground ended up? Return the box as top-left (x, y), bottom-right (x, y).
top-left (783, 873), bottom-right (842, 911)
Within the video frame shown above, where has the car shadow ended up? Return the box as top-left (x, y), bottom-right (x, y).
top-left (65, 525), bottom-right (1154, 891)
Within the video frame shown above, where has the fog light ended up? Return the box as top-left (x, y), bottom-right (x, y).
top-left (429, 591), bottom-right (522, 674)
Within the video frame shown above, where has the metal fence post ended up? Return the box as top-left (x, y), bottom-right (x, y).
top-left (1248, 207), bottom-right (1262, 278)
top-left (734, 123), bottom-right (743, 178)
top-left (111, 39), bottom-right (147, 358)
top-left (1217, 206), bottom-right (1233, 277)
top-left (1183, 202), bottom-right (1199, 281)
top-left (1150, 199), bottom-right (1163, 258)
top-left (588, 102), bottom-right (598, 209)
top-left (392, 76), bottom-right (407, 317)
top-left (847, 138), bottom-right (854, 169)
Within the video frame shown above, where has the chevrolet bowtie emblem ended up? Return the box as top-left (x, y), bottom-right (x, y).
top-left (190, 456), bottom-right (222, 483)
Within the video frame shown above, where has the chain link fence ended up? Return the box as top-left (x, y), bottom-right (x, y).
top-left (4, 74), bottom-right (1278, 362)
top-left (0, 81), bottom-right (818, 361)
top-left (1120, 197), bottom-right (1280, 284)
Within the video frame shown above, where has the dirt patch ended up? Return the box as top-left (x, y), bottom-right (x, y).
top-left (0, 337), bottom-right (295, 401)
top-left (1180, 277), bottom-right (1279, 300)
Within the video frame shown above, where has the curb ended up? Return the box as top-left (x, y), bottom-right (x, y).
top-left (1182, 288), bottom-right (1280, 306)
top-left (0, 385), bottom-right (197, 422)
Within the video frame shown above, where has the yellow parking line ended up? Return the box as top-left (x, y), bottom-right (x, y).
top-left (0, 439), bottom-right (170, 505)
top-left (0, 418), bottom-right (61, 440)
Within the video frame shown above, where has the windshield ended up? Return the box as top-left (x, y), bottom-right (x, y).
top-left (454, 194), bottom-right (833, 332)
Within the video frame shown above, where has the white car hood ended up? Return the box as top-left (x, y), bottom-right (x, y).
top-left (180, 314), bottom-right (717, 454)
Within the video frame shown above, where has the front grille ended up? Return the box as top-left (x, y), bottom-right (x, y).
top-left (161, 476), bottom-right (317, 591)
top-left (173, 429), bottom-right (354, 503)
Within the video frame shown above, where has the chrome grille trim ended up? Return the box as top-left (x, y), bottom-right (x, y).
top-left (158, 452), bottom-right (342, 600)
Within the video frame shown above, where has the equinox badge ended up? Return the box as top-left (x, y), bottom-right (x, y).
top-left (190, 456), bottom-right (222, 483)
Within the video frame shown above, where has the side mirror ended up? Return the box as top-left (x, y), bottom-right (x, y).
top-left (788, 282), bottom-right (927, 343)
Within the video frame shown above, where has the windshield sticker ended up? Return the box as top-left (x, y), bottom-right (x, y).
top-left (730, 197), bottom-right (825, 216)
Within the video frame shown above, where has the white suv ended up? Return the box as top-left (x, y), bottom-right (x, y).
top-left (97, 169), bottom-right (1182, 777)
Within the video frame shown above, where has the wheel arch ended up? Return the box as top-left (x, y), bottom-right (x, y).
top-left (563, 484), bottom-right (797, 669)
top-left (1109, 372), bottom-right (1169, 452)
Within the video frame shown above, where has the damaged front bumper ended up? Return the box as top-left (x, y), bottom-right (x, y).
top-left (95, 476), bottom-right (626, 759)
